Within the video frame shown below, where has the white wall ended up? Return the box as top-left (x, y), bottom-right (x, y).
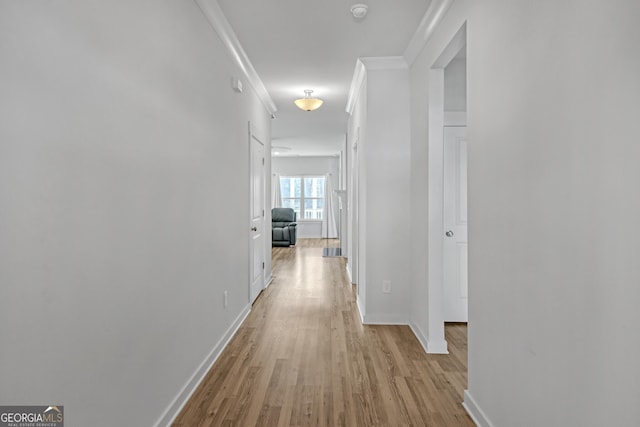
top-left (409, 0), bottom-right (640, 425)
top-left (347, 59), bottom-right (412, 324)
top-left (466, 1), bottom-right (640, 425)
top-left (0, 1), bottom-right (270, 426)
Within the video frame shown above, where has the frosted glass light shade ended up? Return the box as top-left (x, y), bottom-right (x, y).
top-left (294, 90), bottom-right (323, 111)
top-left (294, 98), bottom-right (324, 111)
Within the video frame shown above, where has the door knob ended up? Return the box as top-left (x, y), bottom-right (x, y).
top-left (445, 230), bottom-right (454, 237)
top-left (251, 227), bottom-right (257, 231)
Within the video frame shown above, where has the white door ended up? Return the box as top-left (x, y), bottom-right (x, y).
top-left (249, 127), bottom-right (265, 304)
top-left (350, 129), bottom-right (359, 291)
top-left (443, 126), bottom-right (468, 322)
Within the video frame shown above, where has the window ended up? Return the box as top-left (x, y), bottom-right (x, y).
top-left (280, 176), bottom-right (325, 220)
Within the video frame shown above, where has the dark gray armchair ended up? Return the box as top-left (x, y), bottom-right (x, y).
top-left (272, 208), bottom-right (297, 247)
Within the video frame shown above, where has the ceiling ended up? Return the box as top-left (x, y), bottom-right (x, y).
top-left (216, 0), bottom-right (432, 157)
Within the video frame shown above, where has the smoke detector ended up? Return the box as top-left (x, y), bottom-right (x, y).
top-left (350, 4), bottom-right (368, 19)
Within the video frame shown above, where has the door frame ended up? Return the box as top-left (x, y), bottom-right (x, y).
top-left (249, 122), bottom-right (267, 304)
top-left (426, 23), bottom-right (467, 353)
top-left (349, 127), bottom-right (362, 308)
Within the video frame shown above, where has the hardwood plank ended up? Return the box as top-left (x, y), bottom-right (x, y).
top-left (173, 238), bottom-right (474, 427)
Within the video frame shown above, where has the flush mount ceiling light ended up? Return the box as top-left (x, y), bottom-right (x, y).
top-left (294, 90), bottom-right (324, 112)
top-left (272, 145), bottom-right (292, 155)
top-left (350, 4), bottom-right (368, 19)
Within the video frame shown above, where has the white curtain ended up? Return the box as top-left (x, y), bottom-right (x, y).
top-left (323, 174), bottom-right (338, 238)
top-left (271, 173), bottom-right (282, 209)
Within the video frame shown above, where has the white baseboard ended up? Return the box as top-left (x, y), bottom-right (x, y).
top-left (346, 264), bottom-right (352, 283)
top-left (362, 314), bottom-right (410, 325)
top-left (355, 296), bottom-right (365, 323)
top-left (463, 390), bottom-right (494, 427)
top-left (264, 274), bottom-right (273, 288)
top-left (154, 304), bottom-right (252, 427)
top-left (409, 321), bottom-right (449, 354)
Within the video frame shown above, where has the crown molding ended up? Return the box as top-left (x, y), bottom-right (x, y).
top-left (360, 56), bottom-right (408, 70)
top-left (403, 0), bottom-right (455, 66)
top-left (194, 0), bottom-right (277, 115)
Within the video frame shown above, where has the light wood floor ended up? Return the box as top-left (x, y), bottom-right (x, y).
top-left (173, 238), bottom-right (474, 426)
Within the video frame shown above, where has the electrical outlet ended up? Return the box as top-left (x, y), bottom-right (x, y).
top-left (223, 290), bottom-right (228, 308)
top-left (382, 280), bottom-right (391, 294)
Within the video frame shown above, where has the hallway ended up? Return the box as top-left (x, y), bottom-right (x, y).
top-left (174, 239), bottom-right (474, 426)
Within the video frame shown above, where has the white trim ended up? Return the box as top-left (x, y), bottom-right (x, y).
top-left (274, 154), bottom-right (340, 158)
top-left (432, 22), bottom-right (467, 69)
top-left (427, 338), bottom-right (449, 354)
top-left (463, 390), bottom-right (494, 427)
top-left (356, 296), bottom-right (365, 323)
top-left (264, 274), bottom-right (273, 288)
top-left (154, 304), bottom-right (252, 427)
top-left (409, 322), bottom-right (449, 354)
top-left (346, 263), bottom-right (352, 283)
top-left (422, 21), bottom-right (468, 361)
top-left (359, 56), bottom-right (408, 70)
top-left (403, 0), bottom-right (456, 66)
top-left (444, 112), bottom-right (467, 127)
top-left (426, 67), bottom-right (448, 352)
top-left (362, 315), bottom-right (410, 325)
top-left (194, 0), bottom-right (277, 115)
top-left (346, 59), bottom-right (366, 115)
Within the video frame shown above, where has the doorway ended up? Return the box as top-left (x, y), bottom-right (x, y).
top-left (426, 23), bottom-right (467, 353)
top-left (443, 125), bottom-right (468, 322)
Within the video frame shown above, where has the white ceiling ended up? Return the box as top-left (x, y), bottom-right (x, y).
top-left (217, 0), bottom-right (432, 157)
